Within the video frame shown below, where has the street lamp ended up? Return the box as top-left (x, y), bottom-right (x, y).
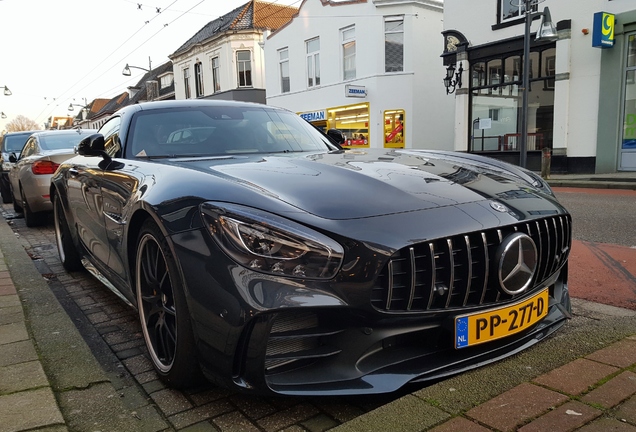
top-left (1, 112), bottom-right (6, 119)
top-left (122, 57), bottom-right (152, 76)
top-left (518, 0), bottom-right (558, 168)
top-left (2, 86), bottom-right (11, 96)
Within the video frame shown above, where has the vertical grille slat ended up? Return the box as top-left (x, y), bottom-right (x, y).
top-left (462, 235), bottom-right (473, 307)
top-left (372, 215), bottom-right (572, 313)
top-left (444, 239), bottom-right (455, 308)
top-left (407, 247), bottom-right (416, 311)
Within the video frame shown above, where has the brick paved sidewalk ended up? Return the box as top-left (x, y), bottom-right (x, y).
top-left (0, 248), bottom-right (67, 432)
top-left (333, 330), bottom-right (636, 432)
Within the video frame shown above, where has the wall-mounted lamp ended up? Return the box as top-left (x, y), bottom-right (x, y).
top-left (122, 57), bottom-right (152, 76)
top-left (443, 63), bottom-right (463, 95)
top-left (2, 86), bottom-right (11, 96)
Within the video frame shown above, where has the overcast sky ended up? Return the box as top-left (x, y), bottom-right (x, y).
top-left (0, 0), bottom-right (301, 131)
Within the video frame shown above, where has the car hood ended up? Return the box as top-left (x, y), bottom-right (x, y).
top-left (165, 149), bottom-right (558, 220)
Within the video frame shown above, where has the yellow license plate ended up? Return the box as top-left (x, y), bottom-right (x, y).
top-left (455, 289), bottom-right (549, 349)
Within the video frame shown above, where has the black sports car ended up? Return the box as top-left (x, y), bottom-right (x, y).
top-left (51, 99), bottom-right (571, 396)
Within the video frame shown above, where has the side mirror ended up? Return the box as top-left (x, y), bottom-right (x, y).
top-left (326, 129), bottom-right (345, 145)
top-left (8, 153), bottom-right (17, 163)
top-left (77, 133), bottom-right (106, 157)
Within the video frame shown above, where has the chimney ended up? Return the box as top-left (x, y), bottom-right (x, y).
top-left (146, 80), bottom-right (159, 101)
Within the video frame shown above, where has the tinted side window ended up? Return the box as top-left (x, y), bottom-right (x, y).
top-left (99, 117), bottom-right (122, 157)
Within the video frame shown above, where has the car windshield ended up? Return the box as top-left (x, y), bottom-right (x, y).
top-left (39, 132), bottom-right (91, 151)
top-left (3, 133), bottom-right (32, 152)
top-left (127, 106), bottom-right (335, 158)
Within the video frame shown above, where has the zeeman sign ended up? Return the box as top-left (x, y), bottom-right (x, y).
top-left (592, 12), bottom-right (615, 48)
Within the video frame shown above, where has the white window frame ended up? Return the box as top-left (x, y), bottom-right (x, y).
top-left (194, 61), bottom-right (204, 97)
top-left (279, 48), bottom-right (290, 93)
top-left (237, 50), bottom-right (252, 88)
top-left (183, 67), bottom-right (191, 99)
top-left (384, 16), bottom-right (404, 73)
top-left (211, 56), bottom-right (221, 93)
top-left (342, 26), bottom-right (356, 81)
top-left (306, 37), bottom-right (320, 88)
top-left (499, 0), bottom-right (536, 23)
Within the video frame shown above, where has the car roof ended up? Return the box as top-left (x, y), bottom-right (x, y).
top-left (118, 99), bottom-right (288, 116)
top-left (29, 129), bottom-right (96, 137)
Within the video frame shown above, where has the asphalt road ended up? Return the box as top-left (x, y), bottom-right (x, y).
top-left (553, 187), bottom-right (636, 248)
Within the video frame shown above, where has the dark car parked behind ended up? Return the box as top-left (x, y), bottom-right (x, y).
top-left (1, 130), bottom-right (39, 203)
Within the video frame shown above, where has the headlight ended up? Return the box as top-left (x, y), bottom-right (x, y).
top-left (201, 203), bottom-right (344, 279)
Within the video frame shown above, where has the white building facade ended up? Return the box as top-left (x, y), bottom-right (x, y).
top-left (265, 0), bottom-right (454, 150)
top-left (170, 1), bottom-right (297, 104)
top-left (443, 0), bottom-right (636, 173)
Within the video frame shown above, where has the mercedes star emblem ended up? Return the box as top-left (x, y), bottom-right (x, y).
top-left (496, 232), bottom-right (538, 295)
top-left (490, 201), bottom-right (508, 213)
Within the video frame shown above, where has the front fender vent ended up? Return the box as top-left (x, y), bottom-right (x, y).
top-left (265, 311), bottom-right (343, 373)
top-left (372, 215), bottom-right (571, 313)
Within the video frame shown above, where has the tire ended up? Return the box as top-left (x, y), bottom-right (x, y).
top-left (1, 178), bottom-right (12, 204)
top-left (12, 189), bottom-right (21, 213)
top-left (53, 193), bottom-right (83, 272)
top-left (135, 219), bottom-right (200, 388)
top-left (21, 186), bottom-right (43, 227)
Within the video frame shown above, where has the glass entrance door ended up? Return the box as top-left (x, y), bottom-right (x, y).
top-left (620, 33), bottom-right (636, 170)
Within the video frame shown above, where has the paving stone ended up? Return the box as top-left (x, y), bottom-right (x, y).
top-left (0, 360), bottom-right (49, 393)
top-left (582, 371), bottom-right (636, 408)
top-left (518, 400), bottom-right (602, 432)
top-left (429, 416), bottom-right (491, 432)
top-left (0, 387), bottom-right (65, 432)
top-left (257, 403), bottom-right (321, 432)
top-left (316, 400), bottom-right (365, 423)
top-left (300, 413), bottom-right (339, 432)
top-left (586, 340), bottom-right (636, 368)
top-left (179, 422), bottom-right (219, 432)
top-left (615, 394), bottom-right (636, 424)
top-left (533, 358), bottom-right (619, 395)
top-left (150, 387), bottom-right (194, 416)
top-left (0, 321), bottom-right (29, 345)
top-left (0, 339), bottom-right (37, 367)
top-left (0, 305), bottom-right (24, 325)
top-left (577, 418), bottom-right (636, 432)
top-left (123, 353), bottom-right (154, 375)
top-left (230, 394), bottom-right (277, 420)
top-left (0, 282), bottom-right (16, 295)
top-left (466, 383), bottom-right (569, 432)
top-left (168, 399), bottom-right (233, 429)
top-left (213, 411), bottom-right (260, 432)
top-left (330, 395), bottom-right (450, 432)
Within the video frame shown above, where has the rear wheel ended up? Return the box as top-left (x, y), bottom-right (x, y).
top-left (135, 220), bottom-right (200, 388)
top-left (1, 178), bottom-right (12, 204)
top-left (21, 186), bottom-right (43, 227)
top-left (53, 193), bottom-right (83, 272)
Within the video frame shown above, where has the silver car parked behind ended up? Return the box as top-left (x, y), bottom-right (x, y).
top-left (9, 128), bottom-right (96, 227)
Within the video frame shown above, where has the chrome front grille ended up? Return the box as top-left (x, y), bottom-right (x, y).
top-left (372, 215), bottom-right (571, 312)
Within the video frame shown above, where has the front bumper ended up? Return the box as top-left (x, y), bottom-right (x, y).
top-left (226, 266), bottom-right (570, 395)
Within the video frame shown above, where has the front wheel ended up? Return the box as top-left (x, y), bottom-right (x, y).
top-left (135, 220), bottom-right (200, 388)
top-left (53, 193), bottom-right (83, 272)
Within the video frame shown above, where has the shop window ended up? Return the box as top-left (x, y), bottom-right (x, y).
top-left (342, 26), bottom-right (356, 80)
top-left (470, 46), bottom-right (555, 153)
top-left (385, 17), bottom-right (404, 72)
top-left (327, 103), bottom-right (369, 148)
top-left (194, 61), bottom-right (204, 97)
top-left (306, 37), bottom-right (320, 88)
top-left (279, 48), bottom-right (290, 93)
top-left (384, 110), bottom-right (405, 148)
top-left (211, 57), bottom-right (221, 93)
top-left (237, 50), bottom-right (252, 87)
top-left (183, 67), bottom-right (191, 99)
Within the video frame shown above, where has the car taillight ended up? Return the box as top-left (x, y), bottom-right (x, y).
top-left (32, 161), bottom-right (60, 175)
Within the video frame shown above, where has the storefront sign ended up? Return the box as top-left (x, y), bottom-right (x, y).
top-left (592, 12), bottom-right (615, 48)
top-left (298, 110), bottom-right (326, 122)
top-left (345, 85), bottom-right (367, 98)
